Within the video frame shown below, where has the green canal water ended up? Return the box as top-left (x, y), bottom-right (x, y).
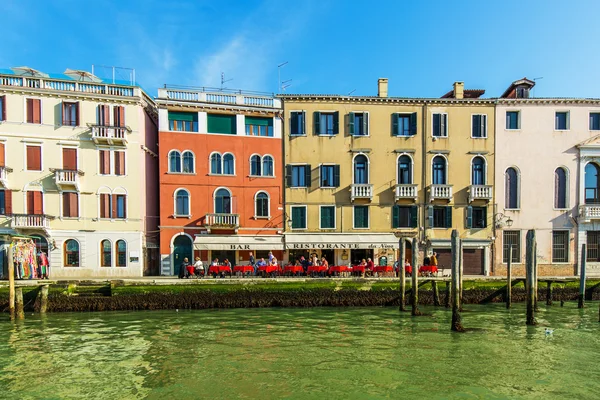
top-left (0, 304), bottom-right (599, 399)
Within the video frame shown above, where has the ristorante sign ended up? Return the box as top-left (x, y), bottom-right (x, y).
top-left (285, 242), bottom-right (396, 250)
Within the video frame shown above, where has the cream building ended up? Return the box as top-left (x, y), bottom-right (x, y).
top-left (0, 67), bottom-right (158, 278)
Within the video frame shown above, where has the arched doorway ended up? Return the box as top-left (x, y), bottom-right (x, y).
top-left (172, 234), bottom-right (193, 275)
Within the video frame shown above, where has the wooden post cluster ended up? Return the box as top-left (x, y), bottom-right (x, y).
top-left (411, 238), bottom-right (421, 316)
top-left (579, 244), bottom-right (586, 309)
top-left (506, 244), bottom-right (512, 309)
top-left (432, 281), bottom-right (440, 306)
top-left (15, 287), bottom-right (24, 320)
top-left (525, 230), bottom-right (537, 326)
top-left (451, 230), bottom-right (464, 332)
top-left (399, 239), bottom-right (406, 312)
top-left (458, 239), bottom-right (464, 308)
top-left (40, 285), bottom-right (49, 314)
top-left (546, 281), bottom-right (553, 306)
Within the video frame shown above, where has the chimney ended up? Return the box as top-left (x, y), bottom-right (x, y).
top-left (453, 81), bottom-right (464, 99)
top-left (378, 78), bottom-right (388, 98)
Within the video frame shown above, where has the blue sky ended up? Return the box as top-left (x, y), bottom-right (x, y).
top-left (1, 0), bottom-right (599, 98)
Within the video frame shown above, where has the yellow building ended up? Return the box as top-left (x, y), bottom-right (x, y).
top-left (281, 80), bottom-right (495, 274)
top-left (0, 67), bottom-right (158, 278)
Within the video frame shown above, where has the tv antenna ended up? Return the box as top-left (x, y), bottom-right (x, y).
top-left (221, 72), bottom-right (233, 90)
top-left (281, 79), bottom-right (292, 92)
top-left (532, 76), bottom-right (543, 97)
top-left (348, 89), bottom-right (356, 95)
top-left (278, 61), bottom-right (288, 92)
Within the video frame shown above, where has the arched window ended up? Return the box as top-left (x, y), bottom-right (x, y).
top-left (223, 153), bottom-right (234, 175)
top-left (101, 239), bottom-right (112, 267)
top-left (585, 163), bottom-right (600, 204)
top-left (262, 156), bottom-right (274, 177)
top-left (210, 153), bottom-right (222, 174)
top-left (505, 167), bottom-right (519, 209)
top-left (169, 151), bottom-right (181, 173)
top-left (397, 155), bottom-right (412, 184)
top-left (64, 239), bottom-right (80, 267)
top-left (175, 189), bottom-right (190, 216)
top-left (182, 151), bottom-right (194, 173)
top-left (472, 157), bottom-right (485, 185)
top-left (116, 240), bottom-right (127, 267)
top-left (250, 155), bottom-right (261, 176)
top-left (432, 156), bottom-right (446, 185)
top-left (353, 154), bottom-right (369, 184)
top-left (554, 167), bottom-right (567, 209)
top-left (255, 192), bottom-right (269, 217)
top-left (215, 188), bottom-right (231, 214)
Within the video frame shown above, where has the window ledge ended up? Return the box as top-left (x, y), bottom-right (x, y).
top-left (431, 227), bottom-right (451, 230)
top-left (320, 227), bottom-right (336, 230)
top-left (505, 129), bottom-right (521, 132)
top-left (167, 172), bottom-right (197, 175)
top-left (289, 187), bottom-right (309, 189)
top-left (553, 208), bottom-right (570, 211)
top-left (316, 134), bottom-right (338, 137)
top-left (208, 173), bottom-right (236, 177)
top-left (353, 227), bottom-right (371, 230)
top-left (249, 175), bottom-right (276, 179)
top-left (320, 186), bottom-right (337, 189)
top-left (504, 208), bottom-right (521, 211)
top-left (254, 216), bottom-right (270, 220)
top-left (351, 135), bottom-right (370, 138)
top-left (471, 136), bottom-right (488, 139)
top-left (432, 136), bottom-right (448, 139)
top-left (173, 215), bottom-right (192, 219)
top-left (554, 130), bottom-right (570, 132)
top-left (290, 134), bottom-right (307, 137)
top-left (393, 134), bottom-right (417, 138)
top-left (290, 228), bottom-right (307, 231)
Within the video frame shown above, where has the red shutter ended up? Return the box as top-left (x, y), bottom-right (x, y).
top-left (70, 193), bottom-right (78, 217)
top-left (115, 151), bottom-right (125, 175)
top-left (75, 102), bottom-right (80, 126)
top-left (100, 193), bottom-right (110, 218)
top-left (111, 194), bottom-right (118, 218)
top-left (100, 150), bottom-right (110, 174)
top-left (114, 106), bottom-right (125, 127)
top-left (61, 102), bottom-right (66, 125)
top-left (122, 195), bottom-right (127, 218)
top-left (62, 148), bottom-right (77, 170)
top-left (27, 191), bottom-right (34, 214)
top-left (26, 146), bottom-right (41, 171)
top-left (32, 99), bottom-right (41, 124)
top-left (98, 105), bottom-right (110, 126)
top-left (34, 191), bottom-right (43, 214)
top-left (1, 96), bottom-right (6, 121)
top-left (62, 192), bottom-right (70, 217)
top-left (26, 99), bottom-right (34, 123)
top-left (0, 143), bottom-right (5, 167)
top-left (4, 189), bottom-right (11, 215)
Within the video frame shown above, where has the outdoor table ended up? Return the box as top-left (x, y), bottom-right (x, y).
top-left (328, 265), bottom-right (351, 276)
top-left (373, 266), bottom-right (393, 273)
top-left (283, 265), bottom-right (304, 275)
top-left (208, 265), bottom-right (232, 276)
top-left (258, 265), bottom-right (280, 276)
top-left (307, 265), bottom-right (328, 275)
top-left (352, 265), bottom-right (366, 274)
top-left (186, 266), bottom-right (195, 276)
top-left (404, 265), bottom-right (413, 276)
top-left (419, 266), bottom-right (439, 276)
top-left (233, 265), bottom-right (254, 275)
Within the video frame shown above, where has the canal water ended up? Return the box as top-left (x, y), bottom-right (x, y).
top-left (0, 304), bottom-right (598, 399)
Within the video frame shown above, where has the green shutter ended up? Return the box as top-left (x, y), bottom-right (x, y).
top-left (482, 206), bottom-right (488, 228)
top-left (433, 114), bottom-right (440, 136)
top-left (292, 207), bottom-right (306, 229)
top-left (427, 206), bottom-right (433, 227)
top-left (472, 115), bottom-right (480, 137)
top-left (392, 205), bottom-right (399, 228)
top-left (168, 111), bottom-right (198, 122)
top-left (445, 206), bottom-right (453, 228)
top-left (466, 206), bottom-right (473, 228)
top-left (363, 112), bottom-right (369, 135)
top-left (245, 116), bottom-right (272, 126)
top-left (285, 165), bottom-right (292, 187)
top-left (290, 112), bottom-right (298, 135)
top-left (321, 206), bottom-right (334, 229)
top-left (392, 113), bottom-right (399, 136)
top-left (333, 164), bottom-right (340, 187)
top-left (305, 164), bottom-right (311, 188)
top-left (348, 112), bottom-right (355, 135)
top-left (301, 111), bottom-right (306, 135)
top-left (441, 114), bottom-right (447, 136)
top-left (333, 112), bottom-right (339, 134)
top-left (313, 112), bottom-right (321, 135)
top-left (410, 206), bottom-right (418, 228)
top-left (410, 113), bottom-right (417, 135)
top-left (207, 114), bottom-right (236, 134)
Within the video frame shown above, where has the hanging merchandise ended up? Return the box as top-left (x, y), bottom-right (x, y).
top-left (11, 239), bottom-right (39, 280)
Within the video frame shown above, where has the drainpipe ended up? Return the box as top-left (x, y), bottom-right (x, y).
top-left (421, 103), bottom-right (428, 246)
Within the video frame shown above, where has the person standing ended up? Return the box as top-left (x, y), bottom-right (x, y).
top-left (366, 258), bottom-right (375, 277)
top-left (249, 252), bottom-right (256, 275)
top-left (179, 257), bottom-right (191, 279)
top-left (431, 252), bottom-right (438, 267)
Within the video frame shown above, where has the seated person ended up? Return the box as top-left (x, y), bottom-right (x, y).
top-left (194, 257), bottom-right (204, 277)
top-left (257, 258), bottom-right (267, 267)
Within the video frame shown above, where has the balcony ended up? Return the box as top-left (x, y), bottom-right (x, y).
top-left (12, 214), bottom-right (51, 230)
top-left (0, 74), bottom-right (137, 97)
top-left (395, 184), bottom-right (418, 200)
top-left (54, 169), bottom-right (83, 190)
top-left (157, 87), bottom-right (281, 109)
top-left (0, 166), bottom-right (10, 187)
top-left (428, 184), bottom-right (453, 202)
top-left (91, 125), bottom-right (128, 145)
top-left (469, 185), bottom-right (493, 203)
top-left (205, 213), bottom-right (240, 232)
top-left (580, 205), bottom-right (600, 223)
top-left (351, 184), bottom-right (373, 201)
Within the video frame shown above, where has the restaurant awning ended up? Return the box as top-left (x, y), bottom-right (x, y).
top-left (194, 235), bottom-right (284, 251)
top-left (284, 233), bottom-right (400, 250)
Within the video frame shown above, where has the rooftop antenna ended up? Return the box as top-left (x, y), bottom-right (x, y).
top-left (221, 72), bottom-right (233, 90)
top-left (348, 89), bottom-right (356, 95)
top-left (278, 61), bottom-right (288, 92)
top-left (532, 76), bottom-right (543, 97)
top-left (281, 79), bottom-right (292, 92)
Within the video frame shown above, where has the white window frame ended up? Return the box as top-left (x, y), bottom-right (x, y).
top-left (431, 154), bottom-right (449, 185)
top-left (173, 187), bottom-right (191, 218)
top-left (319, 205), bottom-right (336, 230)
top-left (23, 141), bottom-right (43, 172)
top-left (396, 153), bottom-right (414, 184)
top-left (502, 230), bottom-right (522, 264)
top-left (551, 230), bottom-right (570, 264)
top-left (352, 205), bottom-right (370, 230)
top-left (254, 191), bottom-right (270, 219)
top-left (213, 186), bottom-right (232, 214)
top-left (352, 153), bottom-right (370, 185)
top-left (553, 166), bottom-right (570, 210)
top-left (505, 110), bottom-right (521, 130)
top-left (23, 96), bottom-right (43, 125)
top-left (289, 110), bottom-right (307, 136)
top-left (209, 151), bottom-right (223, 175)
top-left (431, 112), bottom-right (448, 138)
top-left (222, 152), bottom-right (236, 176)
top-left (99, 238), bottom-right (113, 268)
top-left (290, 205), bottom-right (307, 230)
top-left (181, 150), bottom-right (196, 174)
top-left (554, 110), bottom-right (570, 131)
top-left (167, 149), bottom-right (182, 173)
top-left (349, 111), bottom-right (370, 137)
top-left (98, 147), bottom-right (127, 176)
top-left (60, 144), bottom-right (79, 170)
top-left (319, 163), bottom-right (337, 188)
top-left (470, 155), bottom-right (487, 185)
top-left (470, 114), bottom-right (488, 139)
top-left (23, 181), bottom-right (45, 215)
top-left (112, 186), bottom-right (128, 221)
top-left (58, 190), bottom-right (81, 220)
top-left (289, 163), bottom-right (309, 189)
top-left (115, 239), bottom-right (128, 268)
top-left (249, 153), bottom-right (262, 177)
top-left (261, 154), bottom-right (275, 178)
top-left (589, 111), bottom-right (600, 131)
top-left (504, 166), bottom-right (521, 211)
top-left (315, 111), bottom-right (337, 136)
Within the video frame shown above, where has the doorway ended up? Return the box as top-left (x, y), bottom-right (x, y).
top-left (211, 250), bottom-right (236, 266)
top-left (351, 249), bottom-right (374, 265)
top-left (173, 235), bottom-right (193, 275)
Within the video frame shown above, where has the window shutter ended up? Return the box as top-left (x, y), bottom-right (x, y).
top-left (26, 99), bottom-right (33, 123)
top-left (410, 205), bottom-right (418, 228)
top-left (75, 102), bottom-right (80, 126)
top-left (432, 114), bottom-right (440, 136)
top-left (441, 114), bottom-right (447, 136)
top-left (100, 194), bottom-right (109, 218)
top-left (426, 206), bottom-right (433, 227)
top-left (0, 95), bottom-right (5, 121)
top-left (104, 105), bottom-right (110, 125)
top-left (29, 191), bottom-right (43, 215)
top-left (115, 152), bottom-right (125, 175)
top-left (62, 148), bottom-right (77, 170)
top-left (392, 113), bottom-right (399, 136)
top-left (290, 112), bottom-right (298, 135)
top-left (301, 111), bottom-right (306, 135)
top-left (100, 150), bottom-right (110, 174)
top-left (285, 165), bottom-right (292, 187)
top-left (304, 165), bottom-right (311, 188)
top-left (27, 146), bottom-right (41, 171)
top-left (466, 206), bottom-right (473, 228)
top-left (0, 143), bottom-right (5, 167)
top-left (392, 205), bottom-right (399, 228)
top-left (62, 192), bottom-right (70, 217)
top-left (4, 189), bottom-right (12, 215)
top-left (482, 207), bottom-right (487, 228)
top-left (472, 115), bottom-right (480, 137)
top-left (445, 206), bottom-right (452, 228)
top-left (70, 193), bottom-right (78, 217)
top-left (506, 113), bottom-right (511, 129)
top-left (363, 112), bottom-right (369, 135)
top-left (111, 194), bottom-right (118, 218)
top-left (481, 115), bottom-right (487, 137)
top-left (348, 112), bottom-right (355, 135)
top-left (32, 99), bottom-right (41, 124)
top-left (410, 113), bottom-right (417, 136)
top-left (333, 164), bottom-right (340, 187)
top-left (313, 112), bottom-right (321, 135)
top-left (61, 102), bottom-right (67, 125)
top-left (122, 195), bottom-right (127, 218)
top-left (115, 106), bottom-right (125, 127)
top-left (333, 112), bottom-right (339, 134)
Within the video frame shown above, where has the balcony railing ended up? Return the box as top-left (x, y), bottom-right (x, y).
top-left (205, 213), bottom-right (240, 230)
top-left (429, 184), bottom-right (453, 202)
top-left (395, 184), bottom-right (418, 200)
top-left (157, 87), bottom-right (281, 108)
top-left (469, 185), bottom-right (493, 202)
top-left (580, 205), bottom-right (600, 223)
top-left (12, 214), bottom-right (51, 229)
top-left (351, 184), bottom-right (374, 201)
top-left (91, 125), bottom-right (128, 145)
top-left (0, 74), bottom-right (137, 97)
top-left (54, 169), bottom-right (82, 189)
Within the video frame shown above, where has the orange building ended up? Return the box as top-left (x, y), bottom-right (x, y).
top-left (156, 87), bottom-right (284, 275)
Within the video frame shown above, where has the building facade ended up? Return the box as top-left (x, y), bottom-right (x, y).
top-left (0, 67), bottom-right (158, 278)
top-left (156, 87), bottom-right (284, 275)
top-left (281, 80), bottom-right (495, 273)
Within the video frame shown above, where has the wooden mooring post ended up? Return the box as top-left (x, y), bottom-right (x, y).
top-left (432, 281), bottom-right (440, 306)
top-left (459, 239), bottom-right (464, 309)
top-left (525, 230), bottom-right (537, 325)
top-left (506, 244), bottom-right (512, 309)
top-left (399, 239), bottom-right (406, 312)
top-left (411, 238), bottom-right (421, 316)
top-left (15, 287), bottom-right (24, 320)
top-left (445, 281), bottom-right (451, 308)
top-left (8, 243), bottom-right (15, 321)
top-left (546, 281), bottom-right (553, 306)
top-left (451, 230), bottom-right (464, 332)
top-left (40, 285), bottom-right (49, 314)
top-left (534, 240), bottom-right (539, 311)
top-left (579, 244), bottom-right (586, 309)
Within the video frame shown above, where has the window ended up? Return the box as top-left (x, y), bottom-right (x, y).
top-left (353, 206), bottom-right (369, 229)
top-left (590, 113), bottom-right (600, 131)
top-left (99, 193), bottom-right (127, 219)
top-left (348, 112), bottom-right (368, 136)
top-left (472, 157), bottom-right (485, 185)
top-left (175, 189), bottom-right (190, 216)
top-left (169, 150), bottom-right (181, 173)
top-left (255, 192), bottom-right (269, 218)
top-left (392, 113), bottom-right (417, 136)
top-left (503, 231), bottom-right (521, 263)
top-left (552, 231), bottom-right (569, 263)
top-left (223, 153), bottom-right (234, 175)
top-left (101, 240), bottom-right (112, 267)
top-left (99, 150), bottom-right (125, 175)
top-left (506, 111), bottom-right (520, 130)
top-left (555, 111), bottom-right (569, 130)
top-left (210, 153), bottom-right (222, 174)
top-left (286, 165), bottom-right (310, 188)
top-left (353, 155), bottom-right (369, 184)
top-left (26, 98), bottom-right (41, 124)
top-left (115, 194), bottom-right (126, 219)
top-left (62, 147), bottom-right (77, 170)
top-left (397, 155), bottom-right (412, 184)
top-left (0, 95), bottom-right (5, 121)
top-left (505, 167), bottom-right (519, 209)
top-left (62, 102), bottom-right (79, 126)
top-left (432, 156), bottom-right (446, 185)
top-left (466, 206), bottom-right (487, 229)
top-left (432, 113), bottom-right (448, 137)
top-left (215, 188), bottom-right (231, 214)
top-left (98, 104), bottom-right (110, 126)
top-left (114, 106), bottom-right (125, 127)
top-left (429, 206), bottom-right (452, 228)
top-left (99, 150), bottom-right (110, 175)
top-left (0, 189), bottom-right (12, 215)
top-left (392, 205), bottom-right (418, 228)
top-left (116, 240), bottom-right (127, 267)
top-left (250, 155), bottom-right (261, 176)
top-left (26, 145), bottom-right (42, 171)
top-left (64, 239), bottom-right (80, 267)
top-left (207, 114), bottom-right (236, 134)
top-left (0, 143), bottom-right (4, 168)
top-left (587, 231), bottom-right (600, 262)
top-left (290, 111), bottom-right (306, 135)
top-left (320, 164), bottom-right (340, 188)
top-left (314, 111), bottom-right (339, 135)
top-left (168, 111), bottom-right (198, 132)
top-left (182, 151), bottom-right (194, 173)
top-left (114, 151), bottom-right (125, 176)
top-left (516, 87), bottom-right (529, 98)
top-left (62, 192), bottom-right (79, 218)
top-left (262, 156), bottom-right (274, 177)
top-left (291, 206), bottom-right (307, 229)
top-left (320, 206), bottom-right (335, 229)
top-left (26, 191), bottom-right (44, 215)
top-left (472, 114), bottom-right (487, 138)
top-left (245, 117), bottom-right (273, 137)
top-left (585, 163), bottom-right (600, 204)
top-left (555, 167), bottom-right (568, 209)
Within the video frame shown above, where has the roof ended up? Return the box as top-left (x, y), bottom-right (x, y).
top-left (277, 94), bottom-right (495, 105)
top-left (500, 77), bottom-right (536, 98)
top-left (440, 89), bottom-right (486, 99)
top-left (0, 68), bottom-right (138, 87)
